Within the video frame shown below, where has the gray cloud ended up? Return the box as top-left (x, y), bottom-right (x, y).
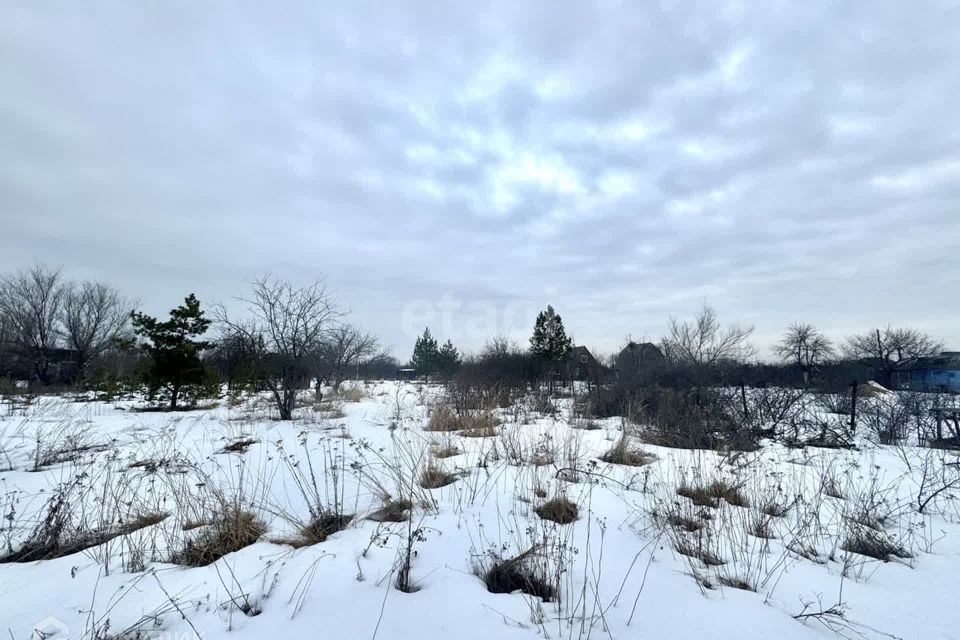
top-left (2, 0), bottom-right (958, 358)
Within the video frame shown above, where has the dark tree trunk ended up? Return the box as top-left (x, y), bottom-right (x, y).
top-left (170, 382), bottom-right (180, 410)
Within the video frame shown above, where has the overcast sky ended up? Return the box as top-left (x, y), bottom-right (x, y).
top-left (2, 1), bottom-right (958, 359)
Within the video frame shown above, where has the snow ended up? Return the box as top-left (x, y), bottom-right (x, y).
top-left (1, 383), bottom-right (959, 640)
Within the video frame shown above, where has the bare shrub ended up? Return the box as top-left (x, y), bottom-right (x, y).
top-left (860, 397), bottom-right (913, 445)
top-left (728, 386), bottom-right (806, 439)
top-left (447, 369), bottom-right (508, 414)
top-left (913, 448), bottom-right (960, 514)
top-left (636, 386), bottom-right (760, 451)
top-left (530, 392), bottom-right (556, 416)
top-left (817, 393), bottom-right (852, 416)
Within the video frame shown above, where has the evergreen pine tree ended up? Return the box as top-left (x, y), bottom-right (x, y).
top-left (437, 339), bottom-right (461, 379)
top-left (131, 294), bottom-right (211, 410)
top-left (411, 327), bottom-right (439, 377)
top-left (530, 305), bottom-right (573, 386)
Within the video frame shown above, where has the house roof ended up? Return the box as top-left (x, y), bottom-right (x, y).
top-left (904, 352), bottom-right (960, 371)
top-left (567, 345), bottom-right (597, 362)
top-left (616, 342), bottom-right (665, 361)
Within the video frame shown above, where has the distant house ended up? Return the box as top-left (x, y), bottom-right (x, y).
top-left (563, 346), bottom-right (614, 385)
top-left (614, 342), bottom-right (665, 385)
top-left (901, 352), bottom-right (960, 392)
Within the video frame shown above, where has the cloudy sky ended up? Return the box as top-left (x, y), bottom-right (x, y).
top-left (2, 1), bottom-right (958, 359)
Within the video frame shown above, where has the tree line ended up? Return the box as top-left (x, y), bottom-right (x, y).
top-left (0, 263), bottom-right (949, 417)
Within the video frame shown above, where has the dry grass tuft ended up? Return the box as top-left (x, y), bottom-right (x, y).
top-left (420, 464), bottom-right (458, 489)
top-left (675, 541), bottom-right (725, 566)
top-left (600, 434), bottom-right (657, 467)
top-left (460, 411), bottom-right (499, 432)
top-left (368, 499), bottom-right (413, 523)
top-left (171, 508), bottom-right (266, 567)
top-left (718, 575), bottom-right (755, 591)
top-left (426, 405), bottom-right (499, 436)
top-left (668, 513), bottom-right (705, 533)
top-left (842, 527), bottom-right (911, 562)
top-left (426, 405), bottom-right (461, 432)
top-left (334, 386), bottom-right (366, 403)
top-left (823, 476), bottom-right (846, 499)
top-left (182, 519), bottom-right (210, 532)
top-left (430, 442), bottom-right (461, 459)
top-left (677, 479), bottom-right (748, 508)
top-left (481, 549), bottom-right (557, 602)
top-left (761, 501), bottom-right (790, 517)
top-left (0, 507), bottom-right (169, 564)
top-left (572, 419), bottom-right (601, 431)
top-left (295, 513), bottom-right (352, 546)
top-left (534, 496), bottom-right (579, 524)
top-left (749, 517), bottom-right (776, 539)
top-left (460, 426), bottom-right (498, 438)
top-left (221, 438), bottom-right (258, 454)
top-left (787, 541), bottom-right (825, 564)
top-left (531, 451), bottom-right (555, 467)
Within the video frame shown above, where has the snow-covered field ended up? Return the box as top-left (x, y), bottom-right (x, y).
top-left (2, 383), bottom-right (959, 640)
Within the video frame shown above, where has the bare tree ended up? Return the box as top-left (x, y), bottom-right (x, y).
top-left (481, 334), bottom-right (520, 360)
top-left (0, 312), bottom-right (13, 375)
top-left (317, 323), bottom-right (378, 392)
top-left (217, 276), bottom-right (339, 420)
top-left (0, 264), bottom-right (65, 384)
top-left (843, 326), bottom-right (943, 388)
top-left (59, 280), bottom-right (132, 379)
top-left (774, 323), bottom-right (835, 385)
top-left (660, 304), bottom-right (755, 370)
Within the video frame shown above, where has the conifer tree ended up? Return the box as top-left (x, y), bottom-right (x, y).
top-left (411, 327), bottom-right (439, 377)
top-left (131, 294), bottom-right (211, 410)
top-left (530, 305), bottom-right (572, 387)
top-left (437, 339), bottom-right (461, 379)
